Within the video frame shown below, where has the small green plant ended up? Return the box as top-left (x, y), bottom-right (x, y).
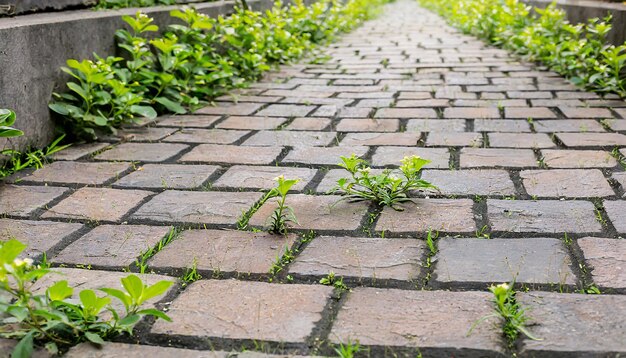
top-left (468, 282), bottom-right (540, 347)
top-left (0, 135), bottom-right (70, 179)
top-left (0, 239), bottom-right (173, 357)
top-left (331, 154), bottom-right (437, 211)
top-left (268, 245), bottom-right (296, 280)
top-left (181, 258), bottom-right (202, 286)
top-left (425, 229), bottom-right (437, 255)
top-left (135, 227), bottom-right (178, 273)
top-left (263, 175), bottom-right (300, 235)
top-left (0, 109), bottom-right (23, 138)
top-left (319, 272), bottom-right (348, 290)
top-left (334, 339), bottom-right (362, 358)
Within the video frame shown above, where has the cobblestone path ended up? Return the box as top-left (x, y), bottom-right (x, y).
top-left (2, 0), bottom-right (626, 356)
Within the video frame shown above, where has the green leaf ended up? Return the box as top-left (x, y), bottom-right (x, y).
top-left (130, 105), bottom-right (158, 119)
top-left (136, 308), bottom-right (172, 322)
top-left (48, 103), bottom-right (70, 116)
top-left (11, 331), bottom-right (34, 358)
top-left (121, 275), bottom-right (144, 303)
top-left (84, 331), bottom-right (105, 345)
top-left (117, 314), bottom-right (140, 327)
top-left (141, 280), bottom-right (174, 302)
top-left (0, 127), bottom-right (24, 138)
top-left (100, 288), bottom-right (131, 311)
top-left (0, 239), bottom-right (27, 265)
top-left (47, 280), bottom-right (73, 301)
top-left (154, 97), bottom-right (186, 114)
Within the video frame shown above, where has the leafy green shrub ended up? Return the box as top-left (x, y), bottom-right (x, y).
top-left (0, 109), bottom-right (23, 138)
top-left (418, 0), bottom-right (626, 97)
top-left (0, 239), bottom-right (173, 357)
top-left (50, 0), bottom-right (390, 140)
top-left (331, 155), bottom-right (437, 211)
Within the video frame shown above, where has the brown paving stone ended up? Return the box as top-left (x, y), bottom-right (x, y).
top-left (405, 119), bottom-right (466, 132)
top-left (282, 146), bottom-right (368, 166)
top-left (375, 107), bottom-right (438, 118)
top-left (444, 107), bottom-right (500, 119)
top-left (488, 133), bottom-right (556, 148)
top-left (339, 132), bottom-right (421, 146)
top-left (521, 169), bottom-right (614, 198)
top-left (602, 118), bottom-right (626, 131)
top-left (213, 165), bottom-right (316, 190)
top-left (215, 116), bottom-right (288, 130)
top-left (603, 200), bottom-right (626, 234)
top-left (0, 185), bottom-right (68, 217)
top-left (460, 148), bottom-right (538, 168)
top-left (505, 107), bottom-right (556, 119)
top-left (19, 161), bottom-right (130, 185)
top-left (541, 150), bottom-right (617, 168)
top-left (284, 117), bottom-right (331, 131)
top-left (42, 188), bottom-right (151, 222)
top-left (114, 164), bottom-right (219, 189)
top-left (421, 169), bottom-right (516, 196)
top-left (426, 132), bottom-right (482, 147)
top-left (330, 288), bottom-right (503, 353)
top-left (335, 118), bottom-right (399, 132)
top-left (487, 199), bottom-right (602, 233)
top-left (434, 238), bottom-right (576, 285)
top-left (195, 102), bottom-right (264, 116)
top-left (474, 119), bottom-right (531, 132)
top-left (506, 91), bottom-right (550, 99)
top-left (163, 128), bottom-right (249, 144)
top-left (371, 147), bottom-right (450, 168)
top-left (357, 98), bottom-right (395, 107)
top-left (131, 191), bottom-right (262, 225)
top-left (94, 143), bottom-right (189, 162)
top-left (50, 142), bottom-right (110, 161)
top-left (243, 130), bottom-right (337, 147)
top-left (578, 237), bottom-right (626, 289)
top-left (336, 107), bottom-right (373, 118)
top-left (249, 194), bottom-right (369, 231)
top-left (52, 225), bottom-right (169, 267)
top-left (256, 104), bottom-right (316, 117)
top-left (115, 127), bottom-right (177, 142)
top-left (179, 144), bottom-right (282, 165)
top-left (156, 115), bottom-right (221, 128)
top-left (534, 119), bottom-right (605, 133)
top-left (375, 199), bottom-right (476, 233)
top-left (289, 236), bottom-right (423, 281)
top-left (519, 292), bottom-right (626, 355)
top-left (556, 132), bottom-right (626, 147)
top-left (149, 229), bottom-right (296, 274)
top-left (559, 107), bottom-right (613, 119)
top-left (395, 99), bottom-right (449, 107)
top-left (0, 219), bottom-right (83, 258)
top-left (150, 280), bottom-right (332, 343)
top-left (65, 343), bottom-right (229, 358)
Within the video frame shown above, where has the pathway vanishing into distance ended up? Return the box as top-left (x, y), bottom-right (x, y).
top-left (1, 0), bottom-right (625, 356)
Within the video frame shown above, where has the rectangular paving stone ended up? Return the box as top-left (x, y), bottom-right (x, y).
top-left (603, 200), bottom-right (626, 234)
top-left (460, 148), bottom-right (538, 168)
top-left (249, 194), bottom-right (369, 231)
top-left (114, 164), bottom-right (219, 189)
top-left (534, 119), bottom-right (605, 133)
top-left (50, 142), bottom-right (111, 161)
top-left (488, 133), bottom-right (556, 148)
top-left (94, 143), bottom-right (189, 162)
top-left (52, 225), bottom-right (170, 268)
top-left (151, 280), bottom-right (332, 343)
top-left (444, 107), bottom-right (500, 119)
top-left (559, 107), bottom-right (613, 119)
top-left (65, 342), bottom-right (231, 358)
top-left (421, 169), bottom-right (516, 196)
top-left (474, 119), bottom-right (531, 132)
top-left (406, 119), bottom-right (466, 132)
top-left (339, 132), bottom-right (421, 146)
top-left (195, 102), bottom-right (264, 116)
top-left (505, 107), bottom-right (556, 119)
top-left (215, 116), bottom-right (288, 130)
top-left (335, 118), bottom-right (399, 132)
top-left (426, 132), bottom-right (482, 147)
top-left (179, 144), bottom-right (283, 165)
top-left (42, 188), bottom-right (152, 223)
top-left (19, 161), bottom-right (130, 185)
top-left (213, 166), bottom-right (316, 191)
top-left (541, 150), bottom-right (617, 168)
top-left (284, 117), bottom-right (332, 131)
top-left (156, 115), bottom-right (221, 128)
top-left (330, 288), bottom-right (503, 353)
top-left (371, 147), bottom-right (450, 168)
top-left (434, 238), bottom-right (575, 285)
top-left (132, 191), bottom-right (262, 225)
top-left (487, 199), bottom-right (602, 233)
top-left (521, 169), bottom-right (614, 198)
top-left (375, 107), bottom-right (438, 118)
top-left (243, 131), bottom-right (337, 147)
top-left (289, 236), bottom-right (423, 282)
top-left (578, 237), bottom-right (626, 289)
top-left (519, 292), bottom-right (626, 355)
top-left (614, 173), bottom-right (626, 197)
top-left (375, 199), bottom-right (476, 233)
top-left (0, 219), bottom-right (83, 259)
top-left (115, 127), bottom-right (177, 142)
top-left (282, 146), bottom-right (368, 166)
top-left (0, 185), bottom-right (68, 217)
top-left (149, 229), bottom-right (296, 275)
top-left (555, 132), bottom-right (626, 147)
top-left (163, 129), bottom-right (249, 144)
top-left (255, 104), bottom-right (316, 117)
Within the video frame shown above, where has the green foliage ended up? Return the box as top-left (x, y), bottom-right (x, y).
top-left (0, 109), bottom-right (23, 138)
top-left (334, 339), bottom-right (362, 358)
top-left (319, 271), bottom-right (348, 290)
top-left (263, 175), bottom-right (300, 235)
top-left (51, 0), bottom-right (390, 140)
top-left (0, 135), bottom-right (70, 179)
top-left (95, 0), bottom-right (176, 10)
top-left (418, 0), bottom-right (626, 97)
top-left (0, 240), bottom-right (173, 357)
top-left (331, 154), bottom-right (437, 211)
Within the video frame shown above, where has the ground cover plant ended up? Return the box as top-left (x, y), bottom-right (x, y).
top-left (331, 154), bottom-right (437, 211)
top-left (418, 0), bottom-right (626, 97)
top-left (263, 175), bottom-right (300, 235)
top-left (0, 239), bottom-right (173, 357)
top-left (50, 0), bottom-right (391, 140)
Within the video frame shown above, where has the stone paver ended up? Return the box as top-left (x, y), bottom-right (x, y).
top-left (578, 237), bottom-right (626, 289)
top-left (603, 200), bottom-right (626, 233)
top-left (406, 118), bottom-right (466, 132)
top-left (461, 148), bottom-right (538, 168)
top-left (426, 132), bottom-right (482, 147)
top-left (534, 119), bottom-right (605, 132)
top-left (521, 169), bottom-right (614, 198)
top-left (151, 280), bottom-right (332, 343)
top-left (49, 142), bottom-right (110, 161)
top-left (94, 143), bottom-right (189, 162)
top-left (375, 199), bottom-right (476, 233)
top-left (114, 164), bottom-right (219, 189)
top-left (556, 132), bottom-right (626, 147)
top-left (541, 149), bottom-right (617, 168)
top-left (421, 169), bottom-right (516, 196)
top-left (213, 165), bottom-right (316, 190)
top-left (435, 238), bottom-right (576, 285)
top-left (488, 133), bottom-right (556, 148)
top-left (195, 102), bottom-right (264, 115)
top-left (215, 116), bottom-right (288, 130)
top-left (0, 185), bottom-right (68, 217)
top-left (0, 219), bottom-right (83, 258)
top-left (179, 144), bottom-right (283, 164)
top-left (156, 114), bottom-right (222, 128)
top-left (18, 161), bottom-right (130, 185)
top-left (65, 343), bottom-right (230, 358)
top-left (163, 128), bottom-right (249, 144)
top-left (243, 130), bottom-right (337, 147)
top-left (283, 146), bottom-right (368, 166)
top-left (339, 132), bottom-right (421, 146)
